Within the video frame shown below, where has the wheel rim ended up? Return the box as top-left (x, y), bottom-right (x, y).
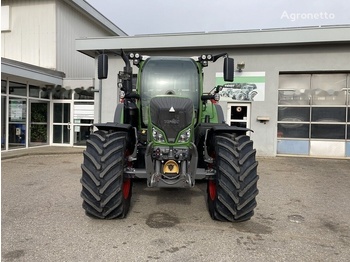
top-left (208, 180), bottom-right (216, 201)
top-left (123, 178), bottom-right (131, 199)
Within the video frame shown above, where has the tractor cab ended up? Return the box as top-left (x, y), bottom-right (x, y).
top-left (139, 57), bottom-right (200, 127)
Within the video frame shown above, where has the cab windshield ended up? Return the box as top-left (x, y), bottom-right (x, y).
top-left (140, 57), bottom-right (199, 125)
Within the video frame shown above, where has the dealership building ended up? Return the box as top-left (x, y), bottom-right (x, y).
top-left (2, 1), bottom-right (350, 158)
top-left (77, 26), bottom-right (350, 158)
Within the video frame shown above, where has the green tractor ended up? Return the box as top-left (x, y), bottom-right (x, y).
top-left (80, 50), bottom-right (259, 222)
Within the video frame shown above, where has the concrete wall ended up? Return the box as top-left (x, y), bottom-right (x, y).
top-left (95, 43), bottom-right (350, 156)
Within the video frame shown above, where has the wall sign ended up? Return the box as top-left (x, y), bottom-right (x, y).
top-left (216, 72), bottom-right (265, 101)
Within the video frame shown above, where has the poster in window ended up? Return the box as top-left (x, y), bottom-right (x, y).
top-left (10, 100), bottom-right (26, 122)
top-left (216, 72), bottom-right (265, 102)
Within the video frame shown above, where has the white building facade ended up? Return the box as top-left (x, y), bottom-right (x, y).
top-left (1, 0), bottom-right (126, 151)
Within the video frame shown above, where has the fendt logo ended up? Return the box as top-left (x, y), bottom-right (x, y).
top-left (164, 118), bottom-right (180, 125)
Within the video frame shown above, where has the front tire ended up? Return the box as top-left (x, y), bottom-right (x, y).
top-left (80, 130), bottom-right (132, 219)
top-left (207, 134), bottom-right (259, 222)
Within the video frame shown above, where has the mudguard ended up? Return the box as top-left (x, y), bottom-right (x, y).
top-left (195, 123), bottom-right (252, 167)
top-left (209, 124), bottom-right (252, 136)
top-left (206, 124), bottom-right (253, 150)
top-left (94, 122), bottom-right (133, 132)
top-left (196, 123), bottom-right (252, 144)
top-left (113, 104), bottom-right (124, 123)
top-left (94, 122), bottom-right (137, 155)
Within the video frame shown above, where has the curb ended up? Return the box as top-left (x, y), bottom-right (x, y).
top-left (1, 148), bottom-right (85, 160)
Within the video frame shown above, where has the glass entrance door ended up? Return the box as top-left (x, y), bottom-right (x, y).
top-left (52, 102), bottom-right (72, 145)
top-left (29, 101), bottom-right (49, 147)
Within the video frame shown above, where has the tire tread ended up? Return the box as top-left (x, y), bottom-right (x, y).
top-left (208, 133), bottom-right (259, 222)
top-left (80, 130), bottom-right (132, 219)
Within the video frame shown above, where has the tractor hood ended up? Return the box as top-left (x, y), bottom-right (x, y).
top-left (150, 96), bottom-right (193, 143)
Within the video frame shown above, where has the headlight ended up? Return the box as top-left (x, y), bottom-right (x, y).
top-left (201, 61), bottom-right (208, 67)
top-left (152, 127), bottom-right (165, 143)
top-left (178, 128), bottom-right (191, 143)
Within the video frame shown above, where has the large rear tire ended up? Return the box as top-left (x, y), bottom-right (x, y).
top-left (207, 134), bottom-right (259, 222)
top-left (80, 130), bottom-right (132, 219)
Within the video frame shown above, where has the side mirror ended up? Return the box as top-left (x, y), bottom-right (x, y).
top-left (97, 54), bottom-right (108, 79)
top-left (223, 57), bottom-right (234, 82)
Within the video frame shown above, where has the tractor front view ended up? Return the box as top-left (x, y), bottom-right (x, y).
top-left (80, 50), bottom-right (259, 222)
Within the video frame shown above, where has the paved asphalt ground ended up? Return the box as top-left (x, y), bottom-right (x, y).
top-left (1, 148), bottom-right (350, 262)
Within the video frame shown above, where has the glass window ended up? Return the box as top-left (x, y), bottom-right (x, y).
top-left (230, 106), bottom-right (247, 120)
top-left (278, 73), bottom-right (350, 152)
top-left (29, 85), bottom-right (40, 98)
top-left (1, 80), bottom-right (7, 94)
top-left (31, 103), bottom-right (48, 123)
top-left (53, 125), bottom-right (70, 143)
top-left (347, 75), bottom-right (350, 105)
top-left (1, 96), bottom-right (6, 150)
top-left (277, 123), bottom-right (309, 138)
top-left (30, 102), bottom-right (49, 145)
top-left (9, 98), bottom-right (26, 122)
top-left (9, 81), bottom-right (27, 96)
top-left (54, 103), bottom-right (70, 123)
top-left (311, 107), bottom-right (346, 122)
top-left (9, 123), bottom-right (26, 149)
top-left (8, 98), bottom-right (27, 149)
top-left (311, 124), bottom-right (345, 139)
top-left (278, 74), bottom-right (311, 105)
top-left (30, 124), bottom-right (47, 143)
top-left (278, 107), bottom-right (310, 122)
top-left (74, 87), bottom-right (94, 100)
top-left (40, 87), bottom-right (50, 99)
top-left (311, 74), bottom-right (347, 105)
top-left (140, 57), bottom-right (200, 124)
top-left (74, 119), bottom-right (93, 146)
top-left (52, 87), bottom-right (72, 99)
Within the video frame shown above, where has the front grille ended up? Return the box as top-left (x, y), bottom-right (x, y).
top-left (150, 97), bottom-right (193, 142)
